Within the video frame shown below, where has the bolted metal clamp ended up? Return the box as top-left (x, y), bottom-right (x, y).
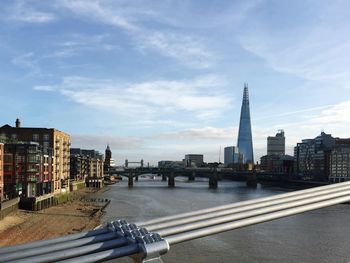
top-left (108, 219), bottom-right (170, 263)
top-left (135, 233), bottom-right (169, 263)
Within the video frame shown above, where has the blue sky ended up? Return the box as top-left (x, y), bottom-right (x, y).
top-left (1, 0), bottom-right (350, 165)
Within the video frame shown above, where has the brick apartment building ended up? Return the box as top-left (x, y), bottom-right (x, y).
top-left (3, 143), bottom-right (53, 199)
top-left (70, 148), bottom-right (104, 181)
top-left (0, 119), bottom-right (70, 193)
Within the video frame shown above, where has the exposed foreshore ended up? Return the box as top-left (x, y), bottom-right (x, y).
top-left (0, 187), bottom-right (109, 247)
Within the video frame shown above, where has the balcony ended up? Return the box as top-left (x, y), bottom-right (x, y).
top-left (27, 175), bottom-right (38, 182)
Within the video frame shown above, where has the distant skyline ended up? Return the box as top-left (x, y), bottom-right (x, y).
top-left (1, 1), bottom-right (350, 165)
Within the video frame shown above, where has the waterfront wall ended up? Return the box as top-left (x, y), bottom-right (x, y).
top-left (0, 197), bottom-right (19, 220)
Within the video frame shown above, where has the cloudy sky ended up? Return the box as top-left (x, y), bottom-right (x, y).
top-left (1, 0), bottom-right (350, 165)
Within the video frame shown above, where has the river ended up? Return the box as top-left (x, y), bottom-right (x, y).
top-left (99, 176), bottom-right (350, 263)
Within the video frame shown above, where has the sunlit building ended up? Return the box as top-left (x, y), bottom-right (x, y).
top-left (0, 119), bottom-right (70, 193)
top-left (3, 143), bottom-right (53, 199)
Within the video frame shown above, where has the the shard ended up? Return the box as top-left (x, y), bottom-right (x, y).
top-left (237, 83), bottom-right (254, 164)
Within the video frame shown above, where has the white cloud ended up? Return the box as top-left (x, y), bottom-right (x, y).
top-left (11, 52), bottom-right (40, 75)
top-left (71, 134), bottom-right (143, 151)
top-left (57, 0), bottom-right (216, 68)
top-left (34, 74), bottom-right (232, 121)
top-left (42, 34), bottom-right (118, 59)
top-left (153, 127), bottom-right (235, 140)
top-left (238, 3), bottom-right (350, 85)
top-left (8, 1), bottom-right (56, 23)
top-left (138, 31), bottom-right (216, 68)
top-left (33, 85), bottom-right (56, 91)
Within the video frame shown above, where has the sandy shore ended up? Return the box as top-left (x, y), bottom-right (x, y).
top-left (0, 188), bottom-right (109, 247)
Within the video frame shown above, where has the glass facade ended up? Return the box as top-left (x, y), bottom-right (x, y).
top-left (237, 84), bottom-right (254, 164)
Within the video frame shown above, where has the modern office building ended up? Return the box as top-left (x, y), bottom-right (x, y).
top-left (0, 119), bottom-right (70, 193)
top-left (294, 132), bottom-right (350, 181)
top-left (329, 149), bottom-right (350, 183)
top-left (267, 130), bottom-right (285, 156)
top-left (184, 154), bottom-right (204, 167)
top-left (237, 84), bottom-right (254, 164)
top-left (0, 143), bottom-right (3, 202)
top-left (3, 143), bottom-right (53, 199)
top-left (224, 146), bottom-right (242, 167)
top-left (294, 132), bottom-right (335, 181)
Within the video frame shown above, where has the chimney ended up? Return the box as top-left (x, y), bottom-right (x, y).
top-left (15, 118), bottom-right (21, 128)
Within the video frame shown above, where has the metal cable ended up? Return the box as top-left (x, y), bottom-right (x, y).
top-left (146, 183), bottom-right (350, 231)
top-left (165, 194), bottom-right (350, 245)
top-left (138, 181), bottom-right (350, 226)
top-left (158, 188), bottom-right (350, 236)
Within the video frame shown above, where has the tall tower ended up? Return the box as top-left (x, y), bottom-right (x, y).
top-left (104, 145), bottom-right (112, 171)
top-left (237, 83), bottom-right (254, 164)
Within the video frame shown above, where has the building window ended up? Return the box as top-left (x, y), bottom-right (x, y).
top-left (43, 134), bottom-right (50, 141)
top-left (33, 134), bottom-right (39, 141)
top-left (43, 142), bottom-right (49, 149)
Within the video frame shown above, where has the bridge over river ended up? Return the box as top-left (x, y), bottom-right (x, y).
top-left (106, 167), bottom-right (324, 189)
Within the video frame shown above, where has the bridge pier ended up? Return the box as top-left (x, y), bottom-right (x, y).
top-left (189, 171), bottom-right (196, 181)
top-left (135, 175), bottom-right (139, 181)
top-left (162, 173), bottom-right (167, 181)
top-left (128, 173), bottom-right (133, 187)
top-left (209, 169), bottom-right (218, 189)
top-left (168, 172), bottom-right (175, 188)
top-left (246, 172), bottom-right (257, 188)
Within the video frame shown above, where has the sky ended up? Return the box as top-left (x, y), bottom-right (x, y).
top-left (1, 0), bottom-right (350, 165)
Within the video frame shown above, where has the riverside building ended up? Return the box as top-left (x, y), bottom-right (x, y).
top-left (0, 119), bottom-right (70, 193)
top-left (3, 143), bottom-right (53, 199)
top-left (70, 148), bottom-right (104, 180)
top-left (294, 132), bottom-right (350, 181)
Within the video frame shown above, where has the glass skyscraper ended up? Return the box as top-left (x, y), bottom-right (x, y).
top-left (237, 83), bottom-right (254, 164)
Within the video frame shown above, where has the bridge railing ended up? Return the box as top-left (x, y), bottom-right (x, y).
top-left (1, 181), bottom-right (350, 262)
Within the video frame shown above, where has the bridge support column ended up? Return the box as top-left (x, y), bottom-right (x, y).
top-left (209, 169), bottom-right (218, 189)
top-left (135, 175), bottom-right (139, 181)
top-left (168, 172), bottom-right (175, 188)
top-left (162, 173), bottom-right (167, 181)
top-left (189, 171), bottom-right (195, 181)
top-left (246, 172), bottom-right (257, 188)
top-left (128, 173), bottom-right (134, 187)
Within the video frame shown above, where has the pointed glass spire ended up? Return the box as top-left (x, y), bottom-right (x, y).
top-left (237, 83), bottom-right (254, 163)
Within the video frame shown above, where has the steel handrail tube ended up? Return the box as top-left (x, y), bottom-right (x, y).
top-left (0, 228), bottom-right (109, 254)
top-left (0, 232), bottom-right (121, 262)
top-left (138, 181), bottom-right (350, 226)
top-left (6, 238), bottom-right (129, 263)
top-left (158, 188), bottom-right (350, 236)
top-left (146, 183), bottom-right (350, 231)
top-left (55, 244), bottom-right (140, 263)
top-left (165, 194), bottom-right (350, 245)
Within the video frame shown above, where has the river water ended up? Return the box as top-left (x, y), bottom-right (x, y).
top-left (99, 176), bottom-right (350, 263)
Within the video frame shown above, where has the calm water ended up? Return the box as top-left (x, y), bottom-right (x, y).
top-left (99, 176), bottom-right (350, 263)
